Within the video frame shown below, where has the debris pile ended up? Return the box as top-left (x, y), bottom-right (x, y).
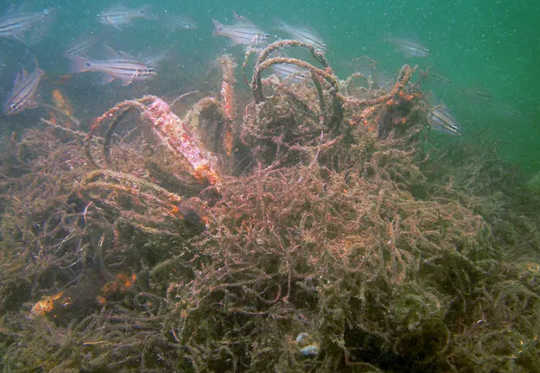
top-left (1, 43), bottom-right (539, 372)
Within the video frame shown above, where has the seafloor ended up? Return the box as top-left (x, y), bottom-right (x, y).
top-left (1, 44), bottom-right (539, 372)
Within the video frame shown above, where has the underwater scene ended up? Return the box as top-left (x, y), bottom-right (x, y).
top-left (1, 0), bottom-right (539, 371)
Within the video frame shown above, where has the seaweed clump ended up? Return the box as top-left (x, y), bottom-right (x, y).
top-left (1, 41), bottom-right (540, 372)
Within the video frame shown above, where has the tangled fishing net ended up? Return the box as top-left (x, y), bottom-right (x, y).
top-left (1, 40), bottom-right (539, 372)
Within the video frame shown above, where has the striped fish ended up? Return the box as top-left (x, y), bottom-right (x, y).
top-left (427, 105), bottom-right (463, 136)
top-left (277, 20), bottom-right (327, 53)
top-left (69, 49), bottom-right (156, 86)
top-left (386, 37), bottom-right (430, 58)
top-left (98, 5), bottom-right (153, 30)
top-left (64, 35), bottom-right (98, 58)
top-left (164, 14), bottom-right (197, 31)
top-left (212, 13), bottom-right (269, 47)
top-left (0, 8), bottom-right (54, 43)
top-left (272, 62), bottom-right (309, 83)
top-left (4, 65), bottom-right (44, 115)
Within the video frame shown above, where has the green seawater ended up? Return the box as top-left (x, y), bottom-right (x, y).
top-left (3, 2), bottom-right (540, 371)
top-left (2, 0), bottom-right (539, 174)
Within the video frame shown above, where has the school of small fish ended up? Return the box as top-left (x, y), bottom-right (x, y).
top-left (0, 3), bottom-right (464, 136)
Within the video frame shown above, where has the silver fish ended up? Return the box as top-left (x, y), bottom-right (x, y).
top-left (272, 62), bottom-right (309, 83)
top-left (0, 8), bottom-right (54, 43)
top-left (69, 49), bottom-right (156, 86)
top-left (277, 20), bottom-right (327, 53)
top-left (98, 5), bottom-right (153, 30)
top-left (212, 14), bottom-right (269, 47)
top-left (64, 35), bottom-right (98, 58)
top-left (165, 14), bottom-right (197, 31)
top-left (387, 37), bottom-right (430, 58)
top-left (4, 65), bottom-right (44, 115)
top-left (427, 105), bottom-right (462, 136)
